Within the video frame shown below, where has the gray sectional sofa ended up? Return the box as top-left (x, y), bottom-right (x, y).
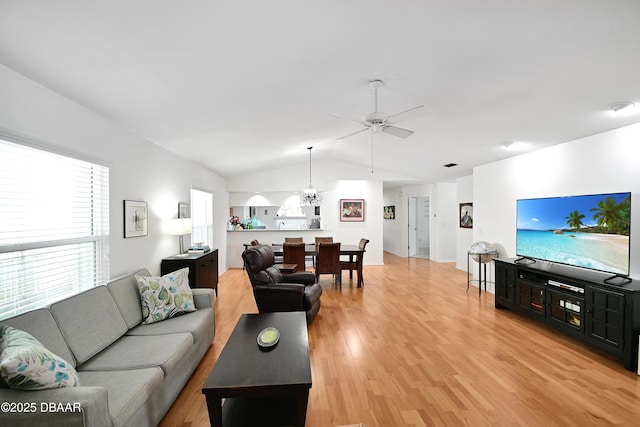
top-left (0, 268), bottom-right (215, 427)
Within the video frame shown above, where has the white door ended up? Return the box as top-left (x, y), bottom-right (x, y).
top-left (409, 196), bottom-right (431, 259)
top-left (408, 197), bottom-right (417, 257)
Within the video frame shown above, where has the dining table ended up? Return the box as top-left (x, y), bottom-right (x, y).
top-left (273, 243), bottom-right (365, 287)
top-left (243, 243), bottom-right (367, 287)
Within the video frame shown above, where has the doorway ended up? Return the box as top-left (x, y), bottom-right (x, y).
top-left (408, 196), bottom-right (431, 259)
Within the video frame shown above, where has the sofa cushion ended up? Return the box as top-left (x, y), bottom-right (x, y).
top-left (127, 307), bottom-right (214, 348)
top-left (50, 286), bottom-right (128, 365)
top-left (0, 308), bottom-right (76, 368)
top-left (135, 268), bottom-right (196, 324)
top-left (107, 268), bottom-right (151, 329)
top-left (192, 288), bottom-right (215, 309)
top-left (79, 368), bottom-right (163, 427)
top-left (0, 325), bottom-right (80, 390)
top-left (77, 333), bottom-right (192, 374)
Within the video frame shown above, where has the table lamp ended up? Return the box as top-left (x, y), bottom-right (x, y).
top-left (167, 218), bottom-right (192, 254)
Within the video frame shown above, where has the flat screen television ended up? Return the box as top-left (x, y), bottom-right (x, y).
top-left (516, 192), bottom-right (631, 277)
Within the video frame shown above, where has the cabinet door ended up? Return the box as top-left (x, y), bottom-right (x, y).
top-left (194, 252), bottom-right (215, 288)
top-left (518, 280), bottom-right (545, 318)
top-left (586, 287), bottom-right (624, 351)
top-left (546, 288), bottom-right (584, 333)
top-left (193, 250), bottom-right (219, 295)
top-left (495, 261), bottom-right (516, 309)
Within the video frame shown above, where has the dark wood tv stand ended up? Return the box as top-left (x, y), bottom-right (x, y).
top-left (494, 258), bottom-right (640, 371)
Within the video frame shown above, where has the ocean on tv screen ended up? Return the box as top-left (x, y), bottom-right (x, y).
top-left (516, 229), bottom-right (629, 274)
top-left (516, 192), bottom-right (631, 275)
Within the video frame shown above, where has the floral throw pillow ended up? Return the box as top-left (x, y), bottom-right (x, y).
top-left (0, 325), bottom-right (80, 390)
top-left (135, 267), bottom-right (197, 324)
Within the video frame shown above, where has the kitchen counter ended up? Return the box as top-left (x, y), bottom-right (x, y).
top-left (227, 228), bottom-right (323, 232)
top-left (226, 229), bottom-right (333, 268)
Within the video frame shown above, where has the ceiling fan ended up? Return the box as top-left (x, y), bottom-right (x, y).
top-left (332, 80), bottom-right (424, 140)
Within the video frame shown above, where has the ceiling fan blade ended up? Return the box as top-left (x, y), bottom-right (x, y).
top-left (336, 127), bottom-right (369, 141)
top-left (382, 125), bottom-right (414, 139)
top-left (387, 105), bottom-right (424, 122)
top-left (330, 113), bottom-right (365, 125)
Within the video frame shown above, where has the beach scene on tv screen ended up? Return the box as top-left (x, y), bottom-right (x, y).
top-left (516, 193), bottom-right (631, 275)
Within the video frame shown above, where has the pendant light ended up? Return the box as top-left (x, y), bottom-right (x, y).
top-left (300, 146), bottom-right (322, 206)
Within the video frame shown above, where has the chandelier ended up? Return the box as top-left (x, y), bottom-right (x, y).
top-left (300, 146), bottom-right (322, 206)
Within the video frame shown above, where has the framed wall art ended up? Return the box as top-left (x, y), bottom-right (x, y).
top-left (384, 205), bottom-right (395, 219)
top-left (123, 200), bottom-right (148, 238)
top-left (459, 202), bottom-right (473, 229)
top-left (178, 202), bottom-right (190, 218)
top-left (340, 199), bottom-right (365, 222)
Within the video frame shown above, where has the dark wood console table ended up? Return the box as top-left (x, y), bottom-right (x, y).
top-left (161, 249), bottom-right (219, 296)
top-left (494, 258), bottom-right (640, 371)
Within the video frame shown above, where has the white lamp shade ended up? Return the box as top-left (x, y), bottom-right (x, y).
top-left (167, 218), bottom-right (192, 236)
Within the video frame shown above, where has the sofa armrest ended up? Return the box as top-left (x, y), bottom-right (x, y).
top-left (0, 386), bottom-right (110, 427)
top-left (192, 288), bottom-right (214, 309)
top-left (280, 271), bottom-right (316, 285)
top-left (253, 283), bottom-right (305, 312)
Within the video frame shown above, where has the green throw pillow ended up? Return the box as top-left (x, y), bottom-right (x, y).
top-left (0, 325), bottom-right (80, 390)
top-left (136, 267), bottom-right (196, 324)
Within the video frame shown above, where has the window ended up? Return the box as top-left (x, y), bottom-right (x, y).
top-left (276, 194), bottom-right (307, 217)
top-left (190, 188), bottom-right (213, 249)
top-left (0, 136), bottom-right (110, 320)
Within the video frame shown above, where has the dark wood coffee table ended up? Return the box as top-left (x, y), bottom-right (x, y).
top-left (202, 311), bottom-right (312, 427)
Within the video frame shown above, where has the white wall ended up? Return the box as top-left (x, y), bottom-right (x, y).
top-left (226, 179), bottom-right (384, 268)
top-left (226, 157), bottom-right (418, 193)
top-left (383, 187), bottom-right (405, 256)
top-left (323, 179), bottom-right (384, 265)
top-left (389, 184), bottom-right (434, 258)
top-left (456, 175), bottom-right (474, 270)
top-left (432, 182), bottom-right (458, 262)
top-left (382, 182), bottom-right (457, 262)
top-left (0, 64), bottom-right (229, 278)
top-left (474, 123), bottom-right (640, 289)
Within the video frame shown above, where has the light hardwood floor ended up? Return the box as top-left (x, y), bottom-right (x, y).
top-left (160, 252), bottom-right (640, 427)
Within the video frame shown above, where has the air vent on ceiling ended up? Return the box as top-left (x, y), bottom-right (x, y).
top-left (443, 163), bottom-right (458, 168)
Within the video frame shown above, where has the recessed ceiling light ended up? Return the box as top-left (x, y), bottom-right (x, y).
top-left (609, 102), bottom-right (636, 116)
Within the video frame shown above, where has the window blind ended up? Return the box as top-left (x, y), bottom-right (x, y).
top-left (0, 137), bottom-right (110, 320)
top-left (190, 188), bottom-right (213, 248)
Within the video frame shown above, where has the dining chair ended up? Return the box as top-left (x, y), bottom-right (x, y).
top-left (284, 237), bottom-right (308, 264)
top-left (340, 238), bottom-right (369, 287)
top-left (315, 242), bottom-right (341, 286)
top-left (284, 237), bottom-right (304, 243)
top-left (314, 236), bottom-right (333, 250)
top-left (314, 236), bottom-right (333, 268)
top-left (283, 242), bottom-right (307, 272)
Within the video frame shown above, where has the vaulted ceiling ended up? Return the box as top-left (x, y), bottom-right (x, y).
top-left (1, 1), bottom-right (639, 185)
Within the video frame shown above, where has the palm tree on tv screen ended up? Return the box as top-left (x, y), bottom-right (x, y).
top-left (565, 210), bottom-right (585, 230)
top-left (590, 195), bottom-right (630, 235)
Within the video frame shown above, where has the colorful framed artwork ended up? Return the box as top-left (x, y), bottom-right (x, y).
top-left (384, 205), bottom-right (395, 219)
top-left (124, 200), bottom-right (148, 238)
top-left (460, 202), bottom-right (473, 228)
top-left (340, 199), bottom-right (365, 222)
